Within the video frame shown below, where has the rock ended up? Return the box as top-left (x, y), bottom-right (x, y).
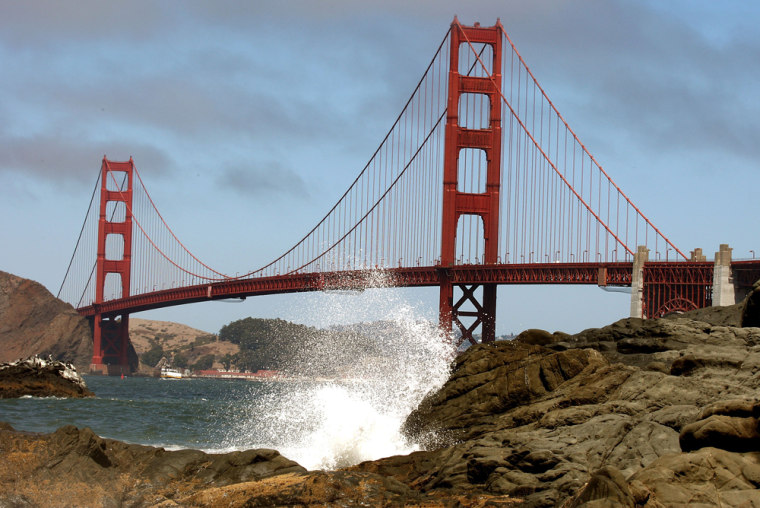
top-left (742, 283), bottom-right (760, 327)
top-left (0, 355), bottom-right (93, 398)
top-left (403, 341), bottom-right (607, 446)
top-left (0, 423), bottom-right (308, 507)
top-left (680, 415), bottom-right (760, 452)
top-left (0, 423), bottom-right (519, 507)
top-left (514, 328), bottom-right (565, 346)
top-left (391, 313), bottom-right (760, 506)
top-left (679, 399), bottom-right (760, 452)
top-left (565, 466), bottom-right (635, 507)
top-left (629, 447), bottom-right (760, 506)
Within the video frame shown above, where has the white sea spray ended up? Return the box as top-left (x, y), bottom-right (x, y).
top-left (224, 270), bottom-right (454, 470)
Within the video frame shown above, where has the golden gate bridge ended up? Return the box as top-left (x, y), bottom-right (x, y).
top-left (57, 19), bottom-right (760, 374)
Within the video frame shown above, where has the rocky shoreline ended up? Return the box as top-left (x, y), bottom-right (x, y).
top-left (1, 283), bottom-right (759, 506)
top-left (0, 355), bottom-right (93, 399)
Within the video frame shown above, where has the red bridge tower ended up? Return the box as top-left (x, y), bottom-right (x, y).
top-left (439, 20), bottom-right (503, 346)
top-left (91, 157), bottom-right (134, 374)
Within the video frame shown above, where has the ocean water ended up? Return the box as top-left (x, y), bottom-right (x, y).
top-left (0, 364), bottom-right (445, 471)
top-left (1, 294), bottom-right (454, 470)
top-left (0, 375), bottom-right (268, 450)
top-left (2, 274), bottom-right (454, 470)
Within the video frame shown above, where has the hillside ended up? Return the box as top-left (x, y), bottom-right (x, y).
top-left (218, 317), bottom-right (386, 377)
top-left (129, 318), bottom-right (237, 373)
top-left (0, 271), bottom-right (92, 370)
top-left (131, 317), bottom-right (388, 377)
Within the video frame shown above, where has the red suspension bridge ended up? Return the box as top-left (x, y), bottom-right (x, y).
top-left (57, 19), bottom-right (760, 374)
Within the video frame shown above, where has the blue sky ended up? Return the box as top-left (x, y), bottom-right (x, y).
top-left (2, 1), bottom-right (758, 335)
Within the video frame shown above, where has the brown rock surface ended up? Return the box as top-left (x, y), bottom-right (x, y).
top-left (0, 423), bottom-right (521, 507)
top-left (392, 313), bottom-right (760, 506)
top-left (0, 270), bottom-right (93, 370)
top-left (679, 399), bottom-right (760, 452)
top-left (742, 281), bottom-right (760, 327)
top-left (0, 356), bottom-right (93, 398)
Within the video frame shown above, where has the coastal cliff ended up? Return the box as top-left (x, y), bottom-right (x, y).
top-left (0, 270), bottom-right (92, 370)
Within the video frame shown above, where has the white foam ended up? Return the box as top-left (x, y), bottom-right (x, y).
top-left (225, 269), bottom-right (454, 470)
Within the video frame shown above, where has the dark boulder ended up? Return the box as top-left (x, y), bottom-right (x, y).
top-left (0, 355), bottom-right (93, 398)
top-left (0, 423), bottom-right (308, 507)
top-left (741, 281), bottom-right (760, 327)
top-left (565, 466), bottom-right (635, 507)
top-left (680, 399), bottom-right (760, 452)
top-left (403, 341), bottom-right (606, 446)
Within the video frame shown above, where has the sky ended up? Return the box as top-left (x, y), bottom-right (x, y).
top-left (2, 1), bottom-right (759, 336)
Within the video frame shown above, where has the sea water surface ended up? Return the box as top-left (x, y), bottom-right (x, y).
top-left (0, 375), bottom-right (431, 471)
top-left (2, 277), bottom-right (455, 470)
top-left (1, 315), bottom-right (452, 470)
top-left (1, 376), bottom-right (282, 451)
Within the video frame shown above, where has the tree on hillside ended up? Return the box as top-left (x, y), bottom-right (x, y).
top-left (218, 317), bottom-right (385, 375)
top-left (173, 352), bottom-right (188, 369)
top-left (141, 343), bottom-right (164, 368)
top-left (191, 354), bottom-right (215, 371)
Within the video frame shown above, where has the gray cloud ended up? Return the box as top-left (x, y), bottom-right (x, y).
top-left (2, 0), bottom-right (758, 191)
top-left (216, 163), bottom-right (309, 199)
top-left (491, 1), bottom-right (760, 172)
top-left (0, 130), bottom-right (173, 184)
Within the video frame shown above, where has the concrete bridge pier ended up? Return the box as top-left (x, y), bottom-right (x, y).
top-left (712, 244), bottom-right (734, 306)
top-left (629, 246), bottom-right (649, 318)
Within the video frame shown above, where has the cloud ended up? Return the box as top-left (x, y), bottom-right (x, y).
top-left (216, 162), bottom-right (309, 199)
top-left (0, 130), bottom-right (173, 185)
top-left (490, 1), bottom-right (760, 172)
top-left (2, 0), bottom-right (759, 192)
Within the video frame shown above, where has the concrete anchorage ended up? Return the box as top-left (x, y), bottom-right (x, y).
top-left (630, 243), bottom-right (740, 319)
top-left (712, 243), bottom-right (735, 306)
top-left (629, 246), bottom-right (649, 318)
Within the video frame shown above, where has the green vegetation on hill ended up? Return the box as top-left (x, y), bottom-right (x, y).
top-left (219, 317), bottom-right (382, 375)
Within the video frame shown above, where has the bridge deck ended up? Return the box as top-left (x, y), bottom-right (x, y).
top-left (78, 262), bottom-right (634, 318)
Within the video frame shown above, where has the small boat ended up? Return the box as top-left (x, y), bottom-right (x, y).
top-left (160, 367), bottom-right (183, 379)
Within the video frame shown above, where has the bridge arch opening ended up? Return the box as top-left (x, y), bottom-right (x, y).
top-left (455, 213), bottom-right (485, 265)
top-left (458, 148), bottom-right (488, 194)
top-left (458, 42), bottom-right (492, 76)
top-left (105, 234), bottom-right (124, 261)
top-left (105, 171), bottom-right (129, 191)
top-left (103, 272), bottom-right (124, 300)
top-left (105, 201), bottom-right (127, 222)
top-left (458, 93), bottom-right (490, 130)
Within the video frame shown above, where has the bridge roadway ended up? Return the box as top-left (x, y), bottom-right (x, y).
top-left (78, 262), bottom-right (635, 318)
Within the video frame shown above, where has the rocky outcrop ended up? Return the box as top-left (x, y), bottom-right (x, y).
top-left (680, 399), bottom-right (760, 453)
top-left (0, 271), bottom-right (92, 370)
top-left (0, 355), bottom-right (93, 398)
top-left (741, 280), bottom-right (760, 327)
top-left (403, 343), bottom-right (607, 446)
top-left (0, 423), bottom-right (520, 507)
top-left (0, 423), bottom-right (308, 507)
top-left (388, 312), bottom-right (760, 506)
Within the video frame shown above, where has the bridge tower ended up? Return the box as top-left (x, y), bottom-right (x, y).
top-left (439, 19), bottom-right (502, 346)
top-left (91, 157), bottom-right (134, 375)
